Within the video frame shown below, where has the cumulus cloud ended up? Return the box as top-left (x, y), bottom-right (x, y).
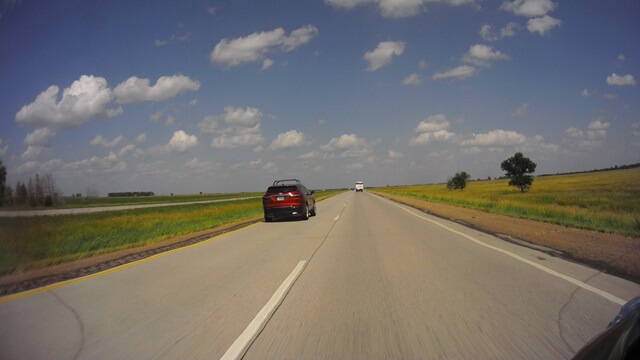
top-left (500, 0), bottom-right (556, 17)
top-left (403, 73), bottom-right (422, 85)
top-left (261, 58), bottom-right (274, 71)
top-left (461, 129), bottom-right (527, 146)
top-left (364, 41), bottom-right (405, 72)
top-left (211, 133), bottom-right (264, 149)
top-left (210, 25), bottom-right (318, 68)
top-left (388, 150), bottom-right (404, 159)
top-left (24, 127), bottom-right (55, 147)
top-left (433, 65), bottom-right (477, 80)
top-left (564, 119), bottom-right (610, 149)
top-left (269, 130), bottom-right (306, 150)
top-left (581, 88), bottom-right (591, 97)
top-left (90, 134), bottom-right (125, 148)
top-left (185, 157), bottom-right (221, 174)
top-left (606, 73), bottom-right (636, 86)
top-left (480, 23), bottom-right (519, 41)
top-left (135, 133), bottom-right (147, 144)
top-left (415, 114), bottom-right (450, 132)
top-left (15, 75), bottom-right (114, 129)
top-left (21, 146), bottom-right (49, 161)
top-left (0, 141), bottom-right (7, 158)
top-left (463, 44), bottom-right (510, 67)
top-left (325, 0), bottom-right (477, 18)
top-left (321, 133), bottom-right (372, 157)
top-left (409, 114), bottom-right (456, 145)
top-left (166, 130), bottom-right (198, 152)
top-left (198, 106), bottom-right (266, 149)
top-left (113, 75), bottom-right (200, 104)
top-left (632, 122), bottom-right (640, 137)
top-left (527, 15), bottom-right (561, 35)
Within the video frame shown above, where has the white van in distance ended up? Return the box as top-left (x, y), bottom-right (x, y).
top-left (355, 181), bottom-right (364, 192)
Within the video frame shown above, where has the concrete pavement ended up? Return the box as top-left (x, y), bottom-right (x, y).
top-left (1, 191), bottom-right (638, 359)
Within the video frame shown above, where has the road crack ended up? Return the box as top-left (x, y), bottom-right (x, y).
top-left (556, 271), bottom-right (601, 354)
top-left (50, 290), bottom-right (85, 360)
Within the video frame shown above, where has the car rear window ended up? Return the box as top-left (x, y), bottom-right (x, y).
top-left (266, 186), bottom-right (297, 193)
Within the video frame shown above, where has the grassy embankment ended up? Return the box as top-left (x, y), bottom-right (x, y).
top-left (62, 192), bottom-right (263, 208)
top-left (0, 190), bottom-right (344, 275)
top-left (372, 168), bottom-right (640, 238)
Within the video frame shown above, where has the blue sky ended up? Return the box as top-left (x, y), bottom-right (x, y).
top-left (1, 0), bottom-right (638, 195)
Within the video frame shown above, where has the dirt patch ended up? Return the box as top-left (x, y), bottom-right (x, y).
top-left (0, 217), bottom-right (262, 297)
top-left (374, 192), bottom-right (640, 284)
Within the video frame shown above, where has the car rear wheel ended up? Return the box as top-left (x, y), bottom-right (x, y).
top-left (310, 204), bottom-right (316, 216)
top-left (303, 205), bottom-right (310, 220)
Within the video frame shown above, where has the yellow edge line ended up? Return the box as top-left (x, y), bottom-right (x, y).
top-left (0, 222), bottom-right (261, 304)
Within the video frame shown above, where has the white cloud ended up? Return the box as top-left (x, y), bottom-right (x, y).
top-left (364, 41), bottom-right (405, 72)
top-left (433, 65), bottom-right (477, 80)
top-left (480, 23), bottom-right (520, 41)
top-left (409, 114), bottom-right (457, 145)
top-left (113, 75), bottom-right (200, 104)
top-left (512, 103), bottom-right (529, 117)
top-left (403, 73), bottom-right (422, 85)
top-left (606, 73), bottom-right (636, 86)
top-left (588, 119), bottom-right (610, 130)
top-left (325, 0), bottom-right (477, 18)
top-left (501, 22), bottom-right (520, 37)
top-left (203, 106), bottom-right (266, 149)
top-left (15, 75), bottom-right (114, 129)
top-left (632, 122), bottom-right (640, 137)
top-left (321, 133), bottom-right (372, 157)
top-left (461, 129), bottom-right (527, 146)
top-left (15, 160), bottom-right (40, 175)
top-left (167, 130), bottom-right (198, 153)
top-left (135, 133), bottom-right (147, 144)
top-left (581, 88), bottom-right (591, 97)
top-left (500, 0), bottom-right (557, 17)
top-left (604, 94), bottom-right (617, 100)
top-left (61, 152), bottom-right (127, 175)
top-left (480, 24), bottom-right (498, 41)
top-left (210, 25), bottom-right (318, 68)
top-left (261, 58), bottom-right (274, 71)
top-left (527, 15), bottom-right (561, 36)
top-left (106, 106), bottom-right (123, 118)
top-left (269, 130), bottom-right (306, 150)
top-left (165, 114), bottom-right (176, 127)
top-left (409, 130), bottom-right (456, 145)
top-left (564, 120), bottom-right (610, 149)
top-left (21, 146), bottom-right (48, 160)
top-left (211, 133), bottom-right (264, 149)
top-left (262, 161), bottom-right (278, 173)
top-left (24, 127), bottom-right (55, 147)
top-left (463, 44), bottom-right (510, 66)
top-left (618, 54), bottom-right (625, 61)
top-left (0, 143), bottom-right (7, 158)
top-left (118, 144), bottom-right (136, 157)
top-left (419, 59), bottom-right (428, 69)
top-left (415, 114), bottom-right (450, 132)
top-left (90, 134), bottom-right (125, 148)
top-left (388, 150), bottom-right (404, 159)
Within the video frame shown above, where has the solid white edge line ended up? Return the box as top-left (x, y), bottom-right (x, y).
top-left (220, 260), bottom-right (307, 360)
top-left (334, 215), bottom-right (340, 221)
top-left (378, 197), bottom-right (626, 306)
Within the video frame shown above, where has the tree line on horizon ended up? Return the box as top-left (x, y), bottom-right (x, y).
top-left (0, 159), bottom-right (64, 208)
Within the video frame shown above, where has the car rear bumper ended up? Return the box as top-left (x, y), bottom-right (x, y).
top-left (264, 205), bottom-right (306, 220)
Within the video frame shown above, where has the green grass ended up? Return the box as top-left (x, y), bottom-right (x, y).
top-left (372, 168), bottom-right (640, 238)
top-left (0, 190), bottom-right (345, 274)
top-left (60, 192), bottom-right (263, 208)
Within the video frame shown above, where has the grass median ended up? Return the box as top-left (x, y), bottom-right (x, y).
top-left (0, 190), bottom-right (345, 275)
top-left (372, 168), bottom-right (640, 238)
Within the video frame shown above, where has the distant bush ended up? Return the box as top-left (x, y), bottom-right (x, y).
top-left (447, 171), bottom-right (470, 191)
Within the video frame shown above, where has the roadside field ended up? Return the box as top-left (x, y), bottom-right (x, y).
top-left (0, 190), bottom-right (344, 275)
top-left (372, 168), bottom-right (640, 237)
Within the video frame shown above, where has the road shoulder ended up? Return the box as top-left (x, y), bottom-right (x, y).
top-left (372, 191), bottom-right (640, 284)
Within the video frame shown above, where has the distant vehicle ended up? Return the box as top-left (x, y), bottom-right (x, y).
top-left (262, 179), bottom-right (316, 222)
top-left (355, 181), bottom-right (364, 192)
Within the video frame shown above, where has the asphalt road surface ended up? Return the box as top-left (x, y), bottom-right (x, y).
top-left (1, 191), bottom-right (638, 359)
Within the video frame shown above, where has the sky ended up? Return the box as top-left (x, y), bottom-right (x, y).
top-left (1, 0), bottom-right (638, 195)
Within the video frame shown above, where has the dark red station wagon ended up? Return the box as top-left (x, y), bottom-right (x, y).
top-left (262, 179), bottom-right (316, 222)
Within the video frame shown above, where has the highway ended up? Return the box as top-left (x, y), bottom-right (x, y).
top-left (1, 191), bottom-right (638, 359)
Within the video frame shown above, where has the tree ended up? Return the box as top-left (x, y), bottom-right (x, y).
top-left (447, 171), bottom-right (471, 190)
top-left (501, 152), bottom-right (537, 193)
top-left (0, 159), bottom-right (6, 207)
top-left (16, 181), bottom-right (28, 205)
